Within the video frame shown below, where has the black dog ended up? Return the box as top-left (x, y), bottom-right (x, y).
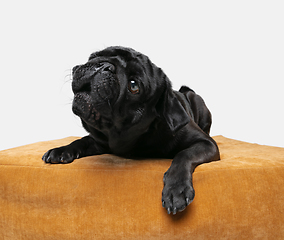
top-left (42, 46), bottom-right (220, 214)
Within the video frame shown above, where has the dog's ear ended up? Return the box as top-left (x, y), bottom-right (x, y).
top-left (157, 84), bottom-right (189, 133)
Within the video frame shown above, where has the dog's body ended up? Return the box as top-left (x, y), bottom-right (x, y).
top-left (42, 46), bottom-right (220, 214)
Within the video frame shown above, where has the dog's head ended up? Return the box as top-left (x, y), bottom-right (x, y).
top-left (72, 46), bottom-right (188, 143)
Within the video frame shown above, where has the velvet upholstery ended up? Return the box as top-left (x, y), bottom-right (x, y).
top-left (0, 136), bottom-right (284, 239)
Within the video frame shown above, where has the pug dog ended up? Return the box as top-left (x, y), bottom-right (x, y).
top-left (42, 46), bottom-right (220, 214)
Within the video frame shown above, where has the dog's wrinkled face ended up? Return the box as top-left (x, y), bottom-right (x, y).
top-left (72, 47), bottom-right (168, 142)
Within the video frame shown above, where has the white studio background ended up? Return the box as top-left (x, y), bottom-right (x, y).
top-left (0, 0), bottom-right (283, 151)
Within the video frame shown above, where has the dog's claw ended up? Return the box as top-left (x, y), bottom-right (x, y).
top-left (186, 197), bottom-right (190, 205)
top-left (173, 207), bottom-right (177, 215)
top-left (167, 208), bottom-right (171, 214)
top-left (162, 201), bottom-right (165, 208)
top-left (43, 155), bottom-right (50, 163)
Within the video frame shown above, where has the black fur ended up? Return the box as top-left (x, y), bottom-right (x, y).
top-left (42, 46), bottom-right (220, 214)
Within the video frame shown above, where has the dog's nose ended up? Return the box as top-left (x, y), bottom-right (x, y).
top-left (72, 65), bottom-right (81, 75)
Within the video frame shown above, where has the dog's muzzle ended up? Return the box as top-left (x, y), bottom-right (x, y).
top-left (71, 62), bottom-right (119, 121)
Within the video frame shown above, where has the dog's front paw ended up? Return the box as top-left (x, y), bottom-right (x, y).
top-left (162, 171), bottom-right (195, 215)
top-left (42, 146), bottom-right (79, 164)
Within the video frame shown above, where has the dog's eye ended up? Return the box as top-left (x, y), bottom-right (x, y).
top-left (128, 80), bottom-right (140, 94)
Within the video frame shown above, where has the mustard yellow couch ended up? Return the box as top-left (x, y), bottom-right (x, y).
top-left (1, 136), bottom-right (284, 239)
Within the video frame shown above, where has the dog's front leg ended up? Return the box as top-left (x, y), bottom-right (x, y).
top-left (42, 136), bottom-right (106, 164)
top-left (162, 139), bottom-right (219, 214)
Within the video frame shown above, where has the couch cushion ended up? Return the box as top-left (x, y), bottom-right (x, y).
top-left (0, 136), bottom-right (284, 239)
